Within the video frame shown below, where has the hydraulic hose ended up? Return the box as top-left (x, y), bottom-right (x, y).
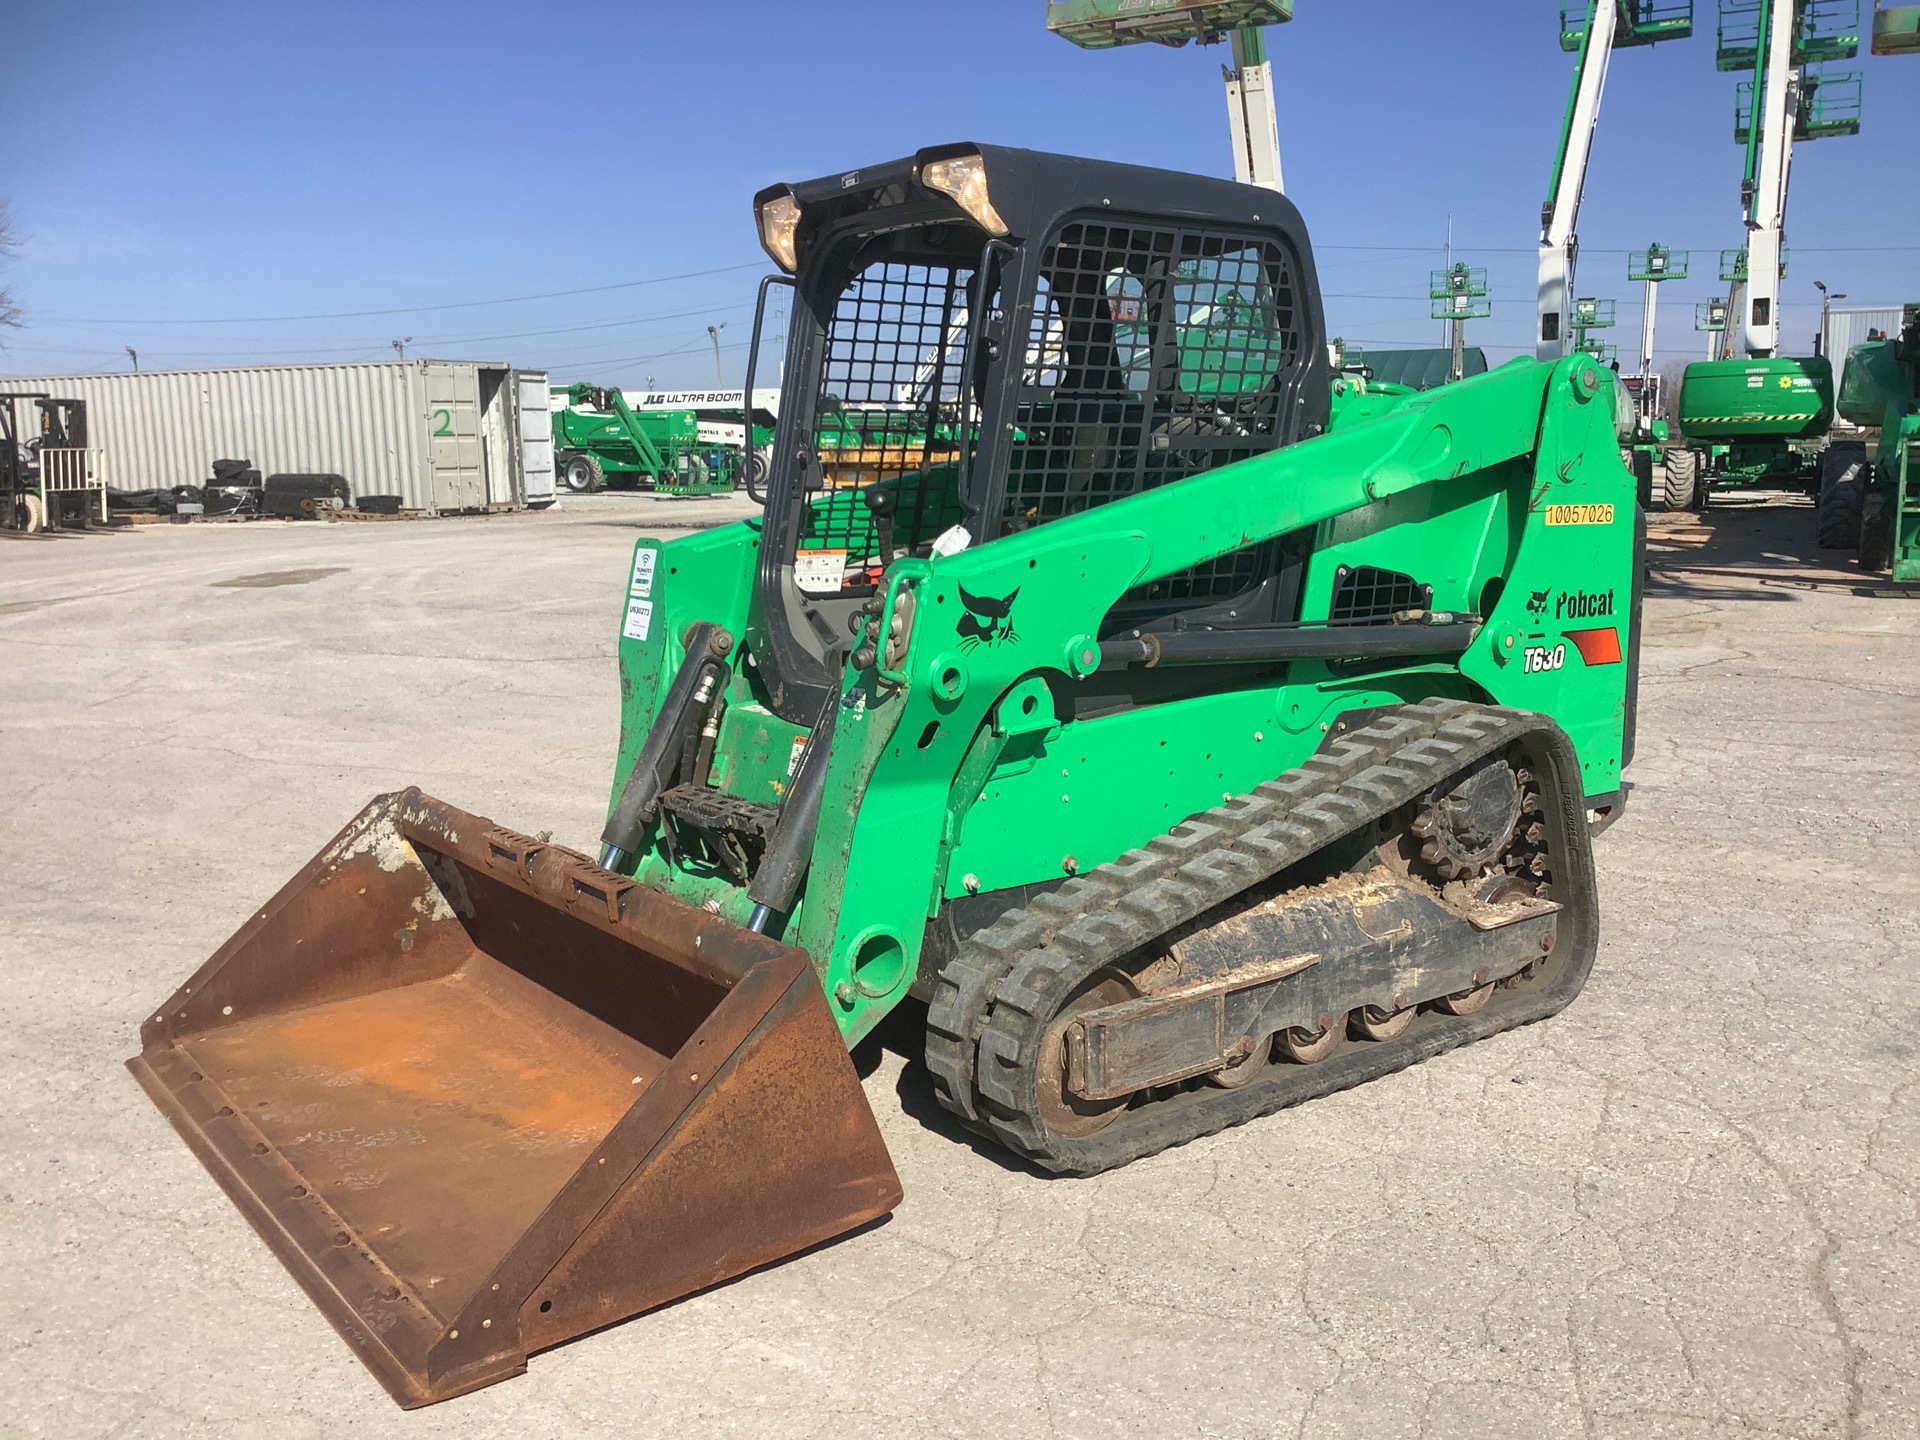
top-left (745, 679), bottom-right (842, 925)
top-left (599, 622), bottom-right (733, 868)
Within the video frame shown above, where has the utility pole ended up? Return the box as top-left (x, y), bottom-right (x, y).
top-left (1813, 279), bottom-right (1846, 355)
top-left (392, 337), bottom-right (412, 360)
top-left (125, 346), bottom-right (138, 373)
top-left (707, 324), bottom-right (727, 386)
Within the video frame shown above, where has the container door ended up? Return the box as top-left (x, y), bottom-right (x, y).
top-left (517, 371), bottom-right (555, 504)
top-left (479, 368), bottom-right (516, 508)
top-left (423, 363), bottom-right (485, 512)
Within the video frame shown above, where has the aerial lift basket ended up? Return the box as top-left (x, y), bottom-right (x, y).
top-left (127, 789), bottom-right (901, 1407)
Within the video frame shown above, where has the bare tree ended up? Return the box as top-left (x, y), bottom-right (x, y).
top-left (0, 204), bottom-right (22, 332)
top-left (1657, 357), bottom-right (1691, 427)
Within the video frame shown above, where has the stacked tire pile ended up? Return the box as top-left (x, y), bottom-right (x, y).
top-left (261, 473), bottom-right (351, 518)
top-left (204, 458), bottom-right (263, 516)
top-left (107, 467), bottom-right (390, 521)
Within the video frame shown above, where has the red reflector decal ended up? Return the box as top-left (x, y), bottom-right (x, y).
top-left (1565, 627), bottom-right (1622, 665)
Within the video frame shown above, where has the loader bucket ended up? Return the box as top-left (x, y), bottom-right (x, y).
top-left (128, 789), bottom-right (901, 1408)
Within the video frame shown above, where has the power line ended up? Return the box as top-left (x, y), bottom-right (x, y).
top-left (30, 245), bottom-right (1914, 332)
top-left (37, 260), bottom-right (767, 326)
top-left (1319, 243), bottom-right (1920, 253)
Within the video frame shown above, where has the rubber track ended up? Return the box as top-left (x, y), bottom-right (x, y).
top-left (926, 698), bottom-right (1472, 1123)
top-left (925, 698), bottom-right (1599, 1174)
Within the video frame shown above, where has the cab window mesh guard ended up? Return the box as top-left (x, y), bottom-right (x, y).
top-left (1329, 565), bottom-right (1430, 625)
top-left (796, 258), bottom-right (975, 592)
top-left (1003, 221), bottom-right (1302, 603)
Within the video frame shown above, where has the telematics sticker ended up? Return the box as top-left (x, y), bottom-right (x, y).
top-left (629, 546), bottom-right (658, 598)
top-left (1544, 503), bottom-right (1615, 526)
top-left (623, 597), bottom-right (654, 642)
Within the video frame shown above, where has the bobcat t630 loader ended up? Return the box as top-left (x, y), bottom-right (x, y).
top-left (130, 144), bottom-right (1641, 1406)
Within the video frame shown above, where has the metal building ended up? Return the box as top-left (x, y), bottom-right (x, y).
top-left (0, 360), bottom-right (553, 514)
top-left (1821, 306), bottom-right (1906, 398)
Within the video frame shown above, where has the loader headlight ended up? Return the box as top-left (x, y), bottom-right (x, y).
top-left (920, 153), bottom-right (1008, 236)
top-left (756, 190), bottom-right (802, 273)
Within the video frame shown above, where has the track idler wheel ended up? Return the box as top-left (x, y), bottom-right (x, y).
top-left (1036, 968), bottom-right (1141, 1136)
top-left (1433, 982), bottom-right (1495, 1016)
top-left (1277, 1016), bottom-right (1345, 1065)
top-left (1350, 1004), bottom-right (1414, 1042)
top-left (1204, 1034), bottom-right (1276, 1089)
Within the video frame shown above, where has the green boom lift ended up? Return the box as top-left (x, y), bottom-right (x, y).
top-left (1807, 2), bottom-right (1919, 547)
top-left (1539, 3), bottom-right (1696, 362)
top-left (1665, 0), bottom-right (1864, 511)
top-left (1046, 0), bottom-right (1293, 190)
top-left (1621, 245), bottom-right (1689, 505)
top-left (550, 382), bottom-right (733, 496)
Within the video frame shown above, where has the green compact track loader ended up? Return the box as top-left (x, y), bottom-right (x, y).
top-left (131, 144), bottom-right (1643, 1407)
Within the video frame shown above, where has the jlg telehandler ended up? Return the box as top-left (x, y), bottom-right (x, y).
top-left (131, 144), bottom-right (1642, 1407)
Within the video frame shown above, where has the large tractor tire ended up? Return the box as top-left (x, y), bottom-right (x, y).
top-left (743, 449), bottom-right (769, 492)
top-left (1662, 447), bottom-right (1699, 511)
top-left (1815, 444), bottom-right (1867, 550)
top-left (1858, 487), bottom-right (1895, 574)
top-left (560, 452), bottom-right (604, 493)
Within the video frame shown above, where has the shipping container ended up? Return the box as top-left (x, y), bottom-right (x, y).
top-left (0, 360), bottom-right (549, 515)
top-left (1821, 306), bottom-right (1906, 406)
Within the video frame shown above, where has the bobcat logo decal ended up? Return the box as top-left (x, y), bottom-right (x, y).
top-left (1526, 588), bottom-right (1551, 616)
top-left (957, 585), bottom-right (1019, 649)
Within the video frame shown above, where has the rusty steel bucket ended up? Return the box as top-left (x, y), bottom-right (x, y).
top-left (128, 789), bottom-right (902, 1408)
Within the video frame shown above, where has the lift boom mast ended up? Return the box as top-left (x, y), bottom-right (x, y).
top-left (1539, 0), bottom-right (1620, 361)
top-left (1741, 0), bottom-right (1796, 355)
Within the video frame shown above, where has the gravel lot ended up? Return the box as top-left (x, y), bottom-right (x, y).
top-left (4, 490), bottom-right (1916, 1438)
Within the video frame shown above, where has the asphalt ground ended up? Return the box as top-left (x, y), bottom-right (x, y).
top-left (3, 490), bottom-right (1917, 1438)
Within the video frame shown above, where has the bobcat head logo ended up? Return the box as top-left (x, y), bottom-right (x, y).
top-left (1526, 588), bottom-right (1551, 616)
top-left (957, 585), bottom-right (1019, 649)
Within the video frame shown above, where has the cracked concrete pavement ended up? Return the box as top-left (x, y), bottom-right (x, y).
top-left (2, 491), bottom-right (1916, 1438)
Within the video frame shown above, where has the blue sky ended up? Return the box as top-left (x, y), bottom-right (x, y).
top-left (2, 0), bottom-right (1914, 389)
